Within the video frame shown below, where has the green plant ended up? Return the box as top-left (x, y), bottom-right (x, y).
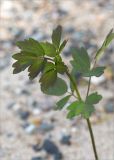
top-left (12, 26), bottom-right (114, 160)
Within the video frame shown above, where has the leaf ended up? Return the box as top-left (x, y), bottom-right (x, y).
top-left (82, 104), bottom-right (95, 119)
top-left (12, 51), bottom-right (37, 61)
top-left (95, 29), bottom-right (114, 60)
top-left (59, 39), bottom-right (68, 53)
top-left (56, 62), bottom-right (67, 74)
top-left (52, 25), bottom-right (62, 49)
top-left (16, 38), bottom-right (45, 56)
top-left (71, 47), bottom-right (90, 73)
top-left (13, 61), bottom-right (31, 74)
top-left (86, 92), bottom-right (102, 105)
top-left (67, 101), bottom-right (85, 119)
top-left (43, 62), bottom-right (55, 73)
top-left (67, 100), bottom-right (95, 119)
top-left (41, 77), bottom-right (68, 96)
top-left (83, 66), bottom-right (105, 77)
top-left (39, 69), bottom-right (57, 88)
top-left (55, 95), bottom-right (71, 110)
top-left (28, 59), bottom-right (44, 80)
top-left (40, 42), bottom-right (56, 57)
top-left (12, 38), bottom-right (46, 79)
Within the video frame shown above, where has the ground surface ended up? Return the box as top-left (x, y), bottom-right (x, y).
top-left (0, 0), bottom-right (114, 160)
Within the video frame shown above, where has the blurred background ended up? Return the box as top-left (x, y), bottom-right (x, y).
top-left (0, 0), bottom-right (114, 160)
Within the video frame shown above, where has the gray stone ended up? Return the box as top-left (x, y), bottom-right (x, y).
top-left (104, 101), bottom-right (114, 113)
top-left (60, 134), bottom-right (71, 145)
top-left (42, 139), bottom-right (63, 159)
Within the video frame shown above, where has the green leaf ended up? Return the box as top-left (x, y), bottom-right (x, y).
top-left (43, 62), bottom-right (55, 73)
top-left (52, 25), bottom-right (62, 49)
top-left (55, 95), bottom-right (71, 110)
top-left (67, 101), bottom-right (95, 119)
top-left (82, 104), bottom-right (95, 119)
top-left (71, 47), bottom-right (90, 73)
top-left (86, 92), bottom-right (102, 105)
top-left (40, 42), bottom-right (56, 57)
top-left (39, 69), bottom-right (57, 88)
top-left (67, 101), bottom-right (84, 118)
top-left (56, 62), bottom-right (67, 74)
top-left (13, 61), bottom-right (31, 74)
top-left (83, 66), bottom-right (105, 77)
top-left (12, 51), bottom-right (37, 61)
top-left (41, 77), bottom-right (68, 96)
top-left (95, 29), bottom-right (114, 60)
top-left (16, 38), bottom-right (45, 56)
top-left (28, 59), bottom-right (44, 80)
top-left (12, 38), bottom-right (47, 79)
top-left (59, 39), bottom-right (68, 53)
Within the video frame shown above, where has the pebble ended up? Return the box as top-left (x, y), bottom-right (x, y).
top-left (24, 124), bottom-right (36, 134)
top-left (32, 144), bottom-right (41, 152)
top-left (31, 157), bottom-right (44, 160)
top-left (42, 139), bottom-right (62, 159)
top-left (104, 101), bottom-right (114, 113)
top-left (18, 110), bottom-right (30, 120)
top-left (60, 134), bottom-right (71, 145)
top-left (38, 122), bottom-right (54, 132)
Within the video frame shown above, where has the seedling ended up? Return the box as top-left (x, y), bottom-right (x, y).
top-left (12, 26), bottom-right (114, 160)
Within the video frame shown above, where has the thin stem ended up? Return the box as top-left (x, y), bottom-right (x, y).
top-left (85, 71), bottom-right (99, 160)
top-left (65, 70), bottom-right (82, 101)
top-left (67, 91), bottom-right (78, 99)
top-left (86, 76), bottom-right (91, 99)
top-left (87, 118), bottom-right (99, 160)
top-left (66, 70), bottom-right (99, 160)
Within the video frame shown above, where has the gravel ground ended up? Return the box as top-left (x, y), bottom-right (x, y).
top-left (0, 0), bottom-right (114, 160)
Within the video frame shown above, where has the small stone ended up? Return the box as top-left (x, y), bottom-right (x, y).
top-left (60, 134), bottom-right (71, 145)
top-left (32, 144), bottom-right (41, 152)
top-left (32, 108), bottom-right (41, 115)
top-left (30, 117), bottom-right (42, 126)
top-left (39, 122), bottom-right (54, 132)
top-left (25, 124), bottom-right (36, 134)
top-left (31, 157), bottom-right (44, 160)
top-left (42, 139), bottom-right (62, 158)
top-left (18, 110), bottom-right (30, 120)
top-left (21, 89), bottom-right (30, 95)
top-left (104, 101), bottom-right (114, 113)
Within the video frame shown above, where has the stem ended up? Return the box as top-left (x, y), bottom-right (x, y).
top-left (87, 118), bottom-right (99, 160)
top-left (85, 63), bottom-right (99, 160)
top-left (66, 70), bottom-right (99, 160)
top-left (86, 76), bottom-right (91, 99)
top-left (65, 70), bottom-right (82, 100)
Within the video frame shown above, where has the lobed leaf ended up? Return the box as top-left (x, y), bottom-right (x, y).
top-left (40, 42), bottom-right (56, 57)
top-left (52, 25), bottom-right (62, 49)
top-left (95, 29), bottom-right (114, 60)
top-left (28, 59), bottom-right (44, 80)
top-left (59, 39), bottom-right (68, 53)
top-left (43, 62), bottom-right (55, 73)
top-left (41, 77), bottom-right (68, 96)
top-left (86, 92), bottom-right (102, 105)
top-left (67, 100), bottom-right (95, 119)
top-left (16, 38), bottom-right (45, 56)
top-left (83, 67), bottom-right (105, 77)
top-left (56, 62), bottom-right (67, 74)
top-left (71, 47), bottom-right (90, 73)
top-left (55, 95), bottom-right (71, 110)
top-left (39, 69), bottom-right (57, 88)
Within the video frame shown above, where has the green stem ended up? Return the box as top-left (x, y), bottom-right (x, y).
top-left (65, 70), bottom-right (81, 101)
top-left (87, 118), bottom-right (99, 160)
top-left (66, 70), bottom-right (99, 160)
top-left (85, 67), bottom-right (99, 160)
